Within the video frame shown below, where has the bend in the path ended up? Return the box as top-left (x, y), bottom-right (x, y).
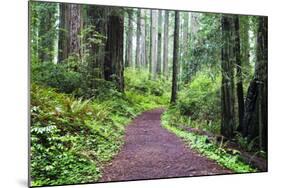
top-left (100, 108), bottom-right (231, 182)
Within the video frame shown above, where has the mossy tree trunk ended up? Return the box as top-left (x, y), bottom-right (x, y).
top-left (234, 16), bottom-right (245, 133)
top-left (221, 15), bottom-right (236, 139)
top-left (243, 16), bottom-right (267, 151)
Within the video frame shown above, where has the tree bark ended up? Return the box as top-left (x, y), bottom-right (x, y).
top-left (125, 10), bottom-right (133, 67)
top-left (234, 16), bottom-right (245, 133)
top-left (136, 9), bottom-right (146, 68)
top-left (136, 9), bottom-right (141, 68)
top-left (150, 10), bottom-right (158, 79)
top-left (243, 16), bottom-right (267, 151)
top-left (240, 16), bottom-right (250, 73)
top-left (221, 15), bottom-right (236, 139)
top-left (104, 14), bottom-right (124, 92)
top-left (182, 12), bottom-right (189, 73)
top-left (58, 4), bottom-right (82, 63)
top-left (58, 3), bottom-right (67, 63)
top-left (145, 10), bottom-right (150, 68)
top-left (156, 10), bottom-right (163, 74)
top-left (171, 11), bottom-right (180, 104)
top-left (140, 9), bottom-right (146, 68)
top-left (163, 11), bottom-right (169, 78)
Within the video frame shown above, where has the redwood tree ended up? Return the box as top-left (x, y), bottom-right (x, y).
top-left (243, 16), bottom-right (268, 151)
top-left (163, 11), bottom-right (169, 78)
top-left (171, 11), bottom-right (180, 104)
top-left (58, 4), bottom-right (82, 63)
top-left (234, 16), bottom-right (245, 133)
top-left (221, 15), bottom-right (236, 139)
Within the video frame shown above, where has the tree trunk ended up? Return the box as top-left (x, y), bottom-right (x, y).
top-left (150, 10), bottom-right (158, 79)
top-left (140, 9), bottom-right (146, 68)
top-left (243, 16), bottom-right (267, 151)
top-left (125, 10), bottom-right (133, 67)
top-left (240, 16), bottom-right (250, 73)
top-left (156, 10), bottom-right (163, 74)
top-left (163, 11), bottom-right (169, 78)
top-left (69, 5), bottom-right (82, 58)
top-left (171, 11), bottom-right (180, 104)
top-left (182, 12), bottom-right (189, 77)
top-left (58, 4), bottom-right (82, 63)
top-left (240, 16), bottom-right (251, 94)
top-left (104, 15), bottom-right (124, 92)
top-left (221, 15), bottom-right (236, 139)
top-left (234, 16), bottom-right (245, 133)
top-left (58, 3), bottom-right (67, 63)
top-left (136, 9), bottom-right (141, 68)
top-left (145, 10), bottom-right (150, 68)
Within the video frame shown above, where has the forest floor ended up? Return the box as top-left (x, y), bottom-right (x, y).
top-left (100, 108), bottom-right (232, 182)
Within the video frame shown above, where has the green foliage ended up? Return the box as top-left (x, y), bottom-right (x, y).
top-left (182, 13), bottom-right (221, 82)
top-left (31, 68), bottom-right (169, 186)
top-left (30, 1), bottom-right (59, 63)
top-left (31, 84), bottom-right (132, 186)
top-left (125, 68), bottom-right (170, 97)
top-left (31, 62), bottom-right (82, 94)
top-left (161, 112), bottom-right (256, 173)
top-left (31, 85), bottom-right (101, 186)
top-left (173, 71), bottom-right (221, 134)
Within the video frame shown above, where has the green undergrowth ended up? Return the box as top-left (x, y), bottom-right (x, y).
top-left (177, 71), bottom-right (222, 134)
top-left (31, 69), bottom-right (169, 186)
top-left (161, 109), bottom-right (256, 173)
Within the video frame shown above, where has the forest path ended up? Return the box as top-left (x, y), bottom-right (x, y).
top-left (100, 108), bottom-right (231, 182)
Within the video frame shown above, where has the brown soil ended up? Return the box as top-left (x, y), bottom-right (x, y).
top-left (100, 108), bottom-right (232, 182)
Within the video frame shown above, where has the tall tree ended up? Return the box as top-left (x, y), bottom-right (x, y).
top-left (234, 16), bottom-right (245, 133)
top-left (181, 12), bottom-right (189, 72)
top-left (136, 9), bottom-right (146, 68)
top-left (145, 10), bottom-right (150, 68)
top-left (221, 15), bottom-right (236, 139)
top-left (240, 16), bottom-right (251, 82)
top-left (104, 11), bottom-right (124, 92)
top-left (125, 10), bottom-right (133, 67)
top-left (58, 4), bottom-right (82, 63)
top-left (156, 10), bottom-right (163, 74)
top-left (136, 9), bottom-right (141, 68)
top-left (140, 9), bottom-right (146, 68)
top-left (163, 11), bottom-right (169, 78)
top-left (150, 10), bottom-right (158, 79)
top-left (171, 11), bottom-right (180, 104)
top-left (243, 16), bottom-right (268, 151)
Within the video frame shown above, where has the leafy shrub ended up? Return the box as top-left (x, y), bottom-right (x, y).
top-left (179, 72), bottom-right (221, 119)
top-left (170, 71), bottom-right (221, 134)
top-left (30, 67), bottom-right (170, 186)
top-left (125, 68), bottom-right (169, 97)
top-left (31, 62), bottom-right (81, 94)
top-left (30, 84), bottom-right (127, 186)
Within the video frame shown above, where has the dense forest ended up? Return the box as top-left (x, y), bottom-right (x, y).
top-left (30, 1), bottom-right (268, 187)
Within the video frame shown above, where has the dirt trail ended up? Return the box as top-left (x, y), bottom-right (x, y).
top-left (100, 108), bottom-right (231, 182)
